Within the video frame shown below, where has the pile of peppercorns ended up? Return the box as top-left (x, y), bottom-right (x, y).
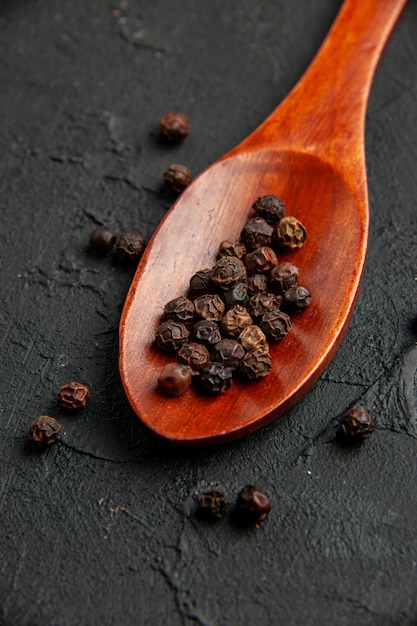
top-left (155, 193), bottom-right (311, 396)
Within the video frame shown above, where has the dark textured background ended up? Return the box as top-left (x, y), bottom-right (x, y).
top-left (1, 1), bottom-right (417, 624)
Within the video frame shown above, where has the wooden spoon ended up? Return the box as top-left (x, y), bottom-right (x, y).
top-left (119, 0), bottom-right (408, 445)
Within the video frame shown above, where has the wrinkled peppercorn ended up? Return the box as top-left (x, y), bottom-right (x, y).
top-left (189, 269), bottom-right (213, 299)
top-left (177, 342), bottom-right (210, 371)
top-left (220, 305), bottom-right (253, 338)
top-left (339, 407), bottom-right (374, 442)
top-left (158, 362), bottom-right (192, 396)
top-left (238, 325), bottom-right (268, 352)
top-left (238, 349), bottom-right (272, 380)
top-left (260, 310), bottom-right (292, 342)
top-left (246, 274), bottom-right (269, 297)
top-left (244, 246), bottom-right (278, 274)
top-left (211, 338), bottom-right (245, 369)
top-left (115, 232), bottom-right (147, 263)
top-left (160, 112), bottom-right (190, 141)
top-left (247, 292), bottom-right (282, 321)
top-left (164, 296), bottom-right (195, 324)
top-left (235, 485), bottom-right (272, 524)
top-left (252, 194), bottom-right (286, 223)
top-left (218, 239), bottom-right (246, 259)
top-left (198, 362), bottom-right (233, 395)
top-left (269, 262), bottom-right (300, 295)
top-left (241, 217), bottom-right (274, 251)
top-left (194, 293), bottom-right (225, 321)
top-left (155, 319), bottom-right (189, 352)
top-left (198, 487), bottom-right (230, 520)
top-left (274, 216), bottom-right (307, 250)
top-left (210, 256), bottom-right (247, 291)
top-left (164, 163), bottom-right (192, 193)
top-left (283, 285), bottom-right (312, 312)
top-left (89, 226), bottom-right (117, 253)
top-left (192, 320), bottom-right (222, 346)
top-left (57, 381), bottom-right (90, 411)
top-left (220, 282), bottom-right (248, 309)
top-left (28, 415), bottom-right (62, 448)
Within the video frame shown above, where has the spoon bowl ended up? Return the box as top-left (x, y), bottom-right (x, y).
top-left (119, 0), bottom-right (408, 445)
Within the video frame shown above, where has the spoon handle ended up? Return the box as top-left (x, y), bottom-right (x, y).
top-left (241, 0), bottom-right (408, 178)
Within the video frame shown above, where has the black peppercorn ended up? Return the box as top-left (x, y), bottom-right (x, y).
top-left (283, 285), bottom-right (312, 313)
top-left (198, 487), bottom-right (230, 520)
top-left (164, 296), bottom-right (195, 324)
top-left (89, 226), bottom-right (117, 253)
top-left (115, 232), bottom-right (147, 263)
top-left (252, 194), bottom-right (286, 223)
top-left (246, 274), bottom-right (269, 297)
top-left (164, 163), bottom-right (192, 193)
top-left (177, 342), bottom-right (211, 372)
top-left (57, 381), bottom-right (90, 411)
top-left (211, 338), bottom-right (245, 369)
top-left (260, 310), bottom-right (292, 342)
top-left (235, 485), bottom-right (272, 524)
top-left (158, 362), bottom-right (192, 396)
top-left (188, 269), bottom-right (213, 299)
top-left (238, 325), bottom-right (268, 352)
top-left (274, 216), bottom-right (307, 250)
top-left (247, 292), bottom-right (282, 322)
top-left (198, 362), bottom-right (233, 395)
top-left (238, 349), bottom-right (272, 380)
top-left (220, 305), bottom-right (253, 338)
top-left (210, 256), bottom-right (247, 291)
top-left (28, 415), bottom-right (62, 448)
top-left (244, 246), bottom-right (278, 274)
top-left (155, 319), bottom-right (189, 352)
top-left (160, 112), bottom-right (190, 141)
top-left (194, 293), bottom-right (225, 321)
top-left (240, 217), bottom-right (274, 251)
top-left (192, 320), bottom-right (222, 346)
top-left (220, 282), bottom-right (249, 310)
top-left (218, 239), bottom-right (246, 259)
top-left (339, 407), bottom-right (374, 442)
top-left (269, 262), bottom-right (300, 295)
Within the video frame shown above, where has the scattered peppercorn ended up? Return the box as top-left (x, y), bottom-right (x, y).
top-left (244, 246), bottom-right (278, 274)
top-left (220, 305), bottom-right (253, 338)
top-left (57, 381), bottom-right (90, 411)
top-left (235, 485), bottom-right (272, 524)
top-left (252, 194), bottom-right (286, 223)
top-left (194, 293), bottom-right (225, 321)
top-left (115, 232), bottom-right (146, 263)
top-left (247, 292), bottom-right (282, 322)
top-left (269, 262), bottom-right (300, 295)
top-left (210, 338), bottom-right (245, 369)
top-left (198, 362), bottom-right (233, 395)
top-left (164, 163), bottom-right (192, 193)
top-left (218, 239), bottom-right (246, 259)
top-left (177, 342), bottom-right (211, 372)
top-left (260, 310), bottom-right (292, 342)
top-left (241, 217), bottom-right (274, 251)
top-left (28, 415), bottom-right (62, 448)
top-left (164, 296), bottom-right (195, 324)
top-left (192, 320), bottom-right (222, 346)
top-left (238, 348), bottom-right (272, 380)
top-left (238, 324), bottom-right (268, 352)
top-left (189, 269), bottom-right (213, 299)
top-left (274, 216), bottom-right (307, 250)
top-left (160, 112), bottom-right (190, 141)
top-left (283, 285), bottom-right (312, 312)
top-left (89, 226), bottom-right (117, 253)
top-left (210, 256), bottom-right (247, 291)
top-left (339, 407), bottom-right (374, 442)
top-left (158, 362), bottom-right (192, 396)
top-left (155, 319), bottom-right (189, 352)
top-left (198, 487), bottom-right (230, 520)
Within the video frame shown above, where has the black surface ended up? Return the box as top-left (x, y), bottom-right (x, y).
top-left (1, 1), bottom-right (417, 624)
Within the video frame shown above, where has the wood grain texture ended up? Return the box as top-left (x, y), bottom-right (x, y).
top-left (119, 0), bottom-right (408, 444)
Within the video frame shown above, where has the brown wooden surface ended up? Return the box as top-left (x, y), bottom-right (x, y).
top-left (119, 0), bottom-right (408, 445)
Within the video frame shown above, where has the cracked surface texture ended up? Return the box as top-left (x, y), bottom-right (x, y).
top-left (1, 0), bottom-right (417, 624)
